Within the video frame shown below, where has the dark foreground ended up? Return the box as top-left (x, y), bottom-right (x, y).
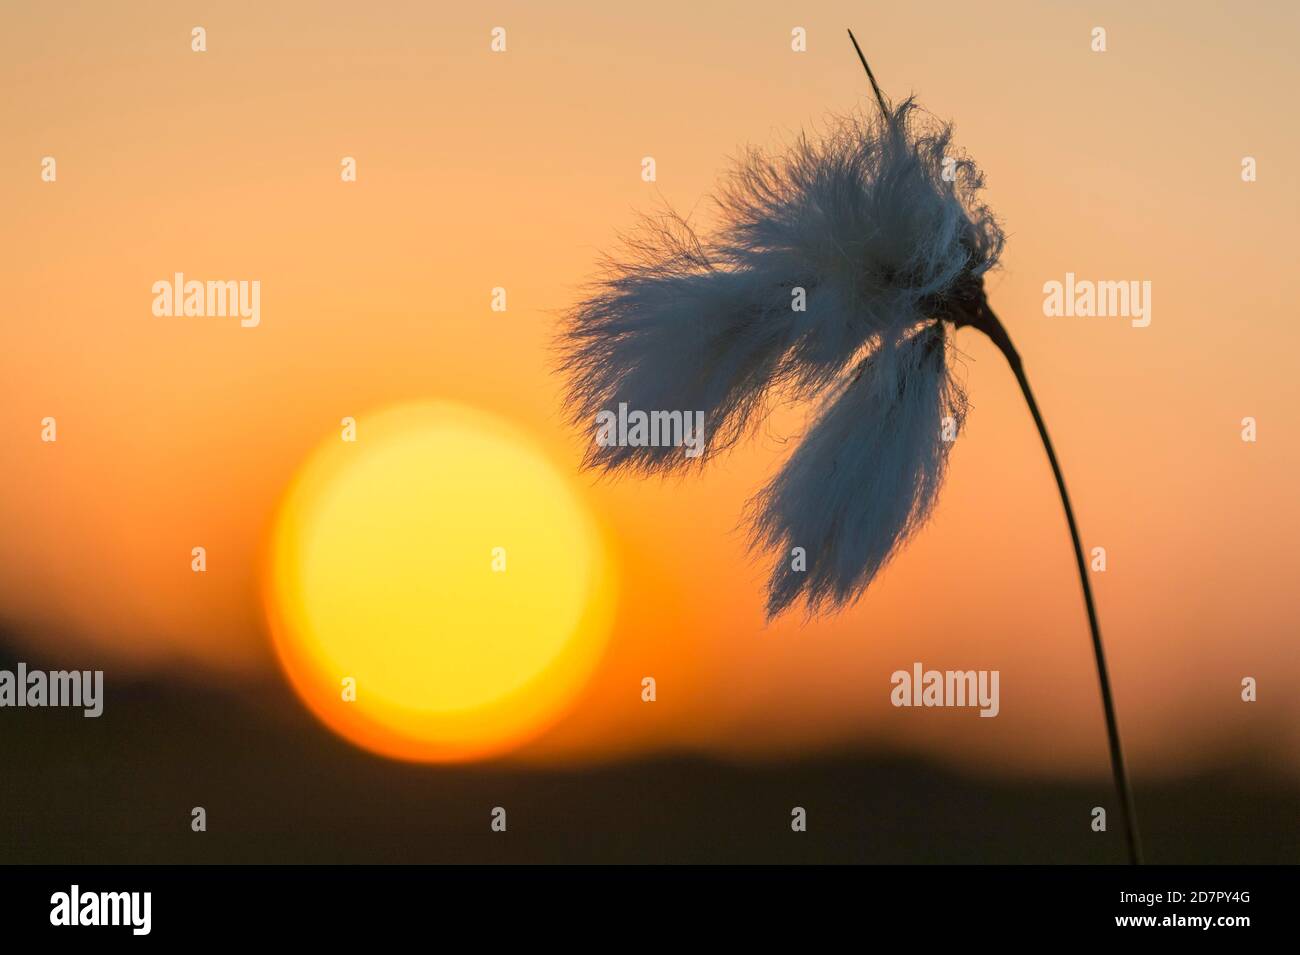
top-left (1, 640), bottom-right (1294, 866)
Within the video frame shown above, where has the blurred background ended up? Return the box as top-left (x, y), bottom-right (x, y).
top-left (1, 1), bottom-right (1296, 862)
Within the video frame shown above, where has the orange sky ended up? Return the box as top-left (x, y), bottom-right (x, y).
top-left (2, 0), bottom-right (1297, 778)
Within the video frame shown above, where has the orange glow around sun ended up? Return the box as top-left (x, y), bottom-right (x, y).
top-left (263, 401), bottom-right (616, 762)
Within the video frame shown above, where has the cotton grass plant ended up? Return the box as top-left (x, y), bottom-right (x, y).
top-left (558, 31), bottom-right (1142, 865)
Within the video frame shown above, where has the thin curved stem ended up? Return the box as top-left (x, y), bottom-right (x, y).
top-left (978, 305), bottom-right (1143, 865)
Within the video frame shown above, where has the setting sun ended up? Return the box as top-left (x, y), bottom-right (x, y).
top-left (264, 401), bottom-right (615, 762)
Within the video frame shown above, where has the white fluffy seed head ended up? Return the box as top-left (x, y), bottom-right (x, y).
top-left (558, 97), bottom-right (1002, 613)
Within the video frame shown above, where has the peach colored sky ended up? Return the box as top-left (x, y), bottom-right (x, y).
top-left (2, 1), bottom-right (1297, 777)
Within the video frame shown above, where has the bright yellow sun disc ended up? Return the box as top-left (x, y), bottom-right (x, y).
top-left (264, 402), bottom-right (615, 762)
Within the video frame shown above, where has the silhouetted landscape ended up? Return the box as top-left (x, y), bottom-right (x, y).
top-left (1, 636), bottom-right (1294, 865)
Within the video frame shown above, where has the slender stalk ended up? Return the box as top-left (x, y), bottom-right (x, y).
top-left (976, 305), bottom-right (1143, 865)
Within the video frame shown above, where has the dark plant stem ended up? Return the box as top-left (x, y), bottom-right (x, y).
top-left (971, 303), bottom-right (1143, 866)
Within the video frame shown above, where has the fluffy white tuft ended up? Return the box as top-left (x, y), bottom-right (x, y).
top-left (558, 212), bottom-right (792, 473)
top-left (712, 98), bottom-right (1001, 390)
top-left (748, 324), bottom-right (966, 618)
top-left (558, 98), bottom-right (1001, 612)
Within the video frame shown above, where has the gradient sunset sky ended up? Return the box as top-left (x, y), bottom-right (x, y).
top-left (2, 0), bottom-right (1297, 778)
